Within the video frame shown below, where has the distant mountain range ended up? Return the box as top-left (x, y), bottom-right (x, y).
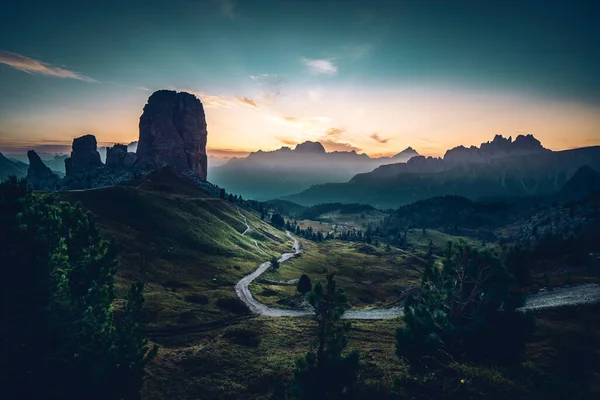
top-left (209, 141), bottom-right (419, 200)
top-left (0, 152), bottom-right (28, 181)
top-left (282, 135), bottom-right (600, 208)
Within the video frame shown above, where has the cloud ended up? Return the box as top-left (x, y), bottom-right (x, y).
top-left (268, 115), bottom-right (331, 126)
top-left (182, 90), bottom-right (263, 109)
top-left (301, 58), bottom-right (338, 75)
top-left (213, 0), bottom-right (235, 19)
top-left (0, 50), bottom-right (96, 82)
top-left (276, 136), bottom-right (298, 146)
top-left (250, 73), bottom-right (283, 100)
top-left (325, 127), bottom-right (345, 137)
top-left (249, 73), bottom-right (273, 81)
top-left (236, 97), bottom-right (258, 107)
top-left (320, 140), bottom-right (362, 153)
top-left (369, 132), bottom-right (390, 144)
top-left (185, 91), bottom-right (236, 108)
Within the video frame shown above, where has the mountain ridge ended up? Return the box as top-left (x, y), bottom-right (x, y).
top-left (282, 144), bottom-right (600, 208)
top-left (209, 140), bottom-right (420, 200)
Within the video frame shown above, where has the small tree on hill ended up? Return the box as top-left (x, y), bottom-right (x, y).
top-left (292, 274), bottom-right (360, 399)
top-left (297, 274), bottom-right (312, 294)
top-left (271, 257), bottom-right (280, 271)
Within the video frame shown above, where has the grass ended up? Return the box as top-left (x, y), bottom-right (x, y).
top-left (56, 172), bottom-right (600, 400)
top-left (142, 303), bottom-right (600, 399)
top-left (251, 239), bottom-right (425, 309)
top-left (60, 183), bottom-right (290, 328)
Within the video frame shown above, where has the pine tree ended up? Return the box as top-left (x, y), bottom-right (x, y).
top-left (297, 274), bottom-right (312, 294)
top-left (271, 257), bottom-right (280, 271)
top-left (0, 177), bottom-right (157, 399)
top-left (293, 274), bottom-right (360, 399)
top-left (396, 239), bottom-right (534, 368)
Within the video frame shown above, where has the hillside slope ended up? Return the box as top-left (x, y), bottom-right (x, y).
top-left (60, 169), bottom-right (291, 328)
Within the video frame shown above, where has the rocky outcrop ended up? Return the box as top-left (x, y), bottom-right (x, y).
top-left (123, 152), bottom-right (138, 169)
top-left (137, 90), bottom-right (208, 180)
top-left (106, 144), bottom-right (128, 168)
top-left (26, 150), bottom-right (60, 190)
top-left (65, 134), bottom-right (103, 176)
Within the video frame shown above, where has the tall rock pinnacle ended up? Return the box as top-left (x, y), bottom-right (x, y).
top-left (26, 150), bottom-right (60, 190)
top-left (137, 90), bottom-right (208, 180)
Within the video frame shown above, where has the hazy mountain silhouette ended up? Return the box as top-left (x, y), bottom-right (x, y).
top-left (0, 152), bottom-right (28, 180)
top-left (209, 141), bottom-right (418, 200)
top-left (282, 135), bottom-right (600, 208)
top-left (556, 165), bottom-right (600, 202)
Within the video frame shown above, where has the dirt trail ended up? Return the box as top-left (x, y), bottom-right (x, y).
top-left (235, 231), bottom-right (600, 320)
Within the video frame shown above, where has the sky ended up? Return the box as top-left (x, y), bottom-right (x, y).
top-left (0, 0), bottom-right (599, 158)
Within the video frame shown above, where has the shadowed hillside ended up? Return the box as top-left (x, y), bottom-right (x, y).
top-left (284, 146), bottom-right (600, 208)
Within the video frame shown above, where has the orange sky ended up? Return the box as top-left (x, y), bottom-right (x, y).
top-left (1, 84), bottom-right (599, 158)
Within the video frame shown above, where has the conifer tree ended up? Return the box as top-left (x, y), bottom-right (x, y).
top-left (293, 274), bottom-right (360, 399)
top-left (0, 177), bottom-right (157, 399)
top-left (396, 239), bottom-right (534, 368)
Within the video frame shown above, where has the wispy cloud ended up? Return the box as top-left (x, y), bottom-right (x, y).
top-left (250, 73), bottom-right (283, 100)
top-left (369, 132), bottom-right (390, 144)
top-left (181, 89), bottom-right (263, 109)
top-left (320, 139), bottom-right (361, 153)
top-left (249, 73), bottom-right (273, 81)
top-left (325, 127), bottom-right (345, 137)
top-left (183, 90), bottom-right (236, 108)
top-left (268, 115), bottom-right (331, 126)
top-left (301, 58), bottom-right (338, 75)
top-left (0, 50), bottom-right (96, 82)
top-left (213, 0), bottom-right (235, 19)
top-left (236, 96), bottom-right (258, 107)
top-left (276, 136), bottom-right (299, 146)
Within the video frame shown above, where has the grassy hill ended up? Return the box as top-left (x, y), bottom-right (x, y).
top-left (59, 169), bottom-right (291, 328)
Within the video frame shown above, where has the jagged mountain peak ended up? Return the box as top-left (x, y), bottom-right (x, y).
top-left (444, 133), bottom-right (548, 163)
top-left (293, 141), bottom-right (326, 153)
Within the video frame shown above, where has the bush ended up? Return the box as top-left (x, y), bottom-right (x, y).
top-left (184, 294), bottom-right (209, 305)
top-left (224, 328), bottom-right (261, 347)
top-left (217, 297), bottom-right (249, 314)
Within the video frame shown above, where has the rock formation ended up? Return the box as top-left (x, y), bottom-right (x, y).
top-left (26, 150), bottom-right (60, 190)
top-left (106, 144), bottom-right (128, 168)
top-left (123, 152), bottom-right (138, 169)
top-left (65, 134), bottom-right (103, 176)
top-left (137, 90), bottom-right (208, 180)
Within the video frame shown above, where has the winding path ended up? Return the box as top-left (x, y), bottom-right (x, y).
top-left (236, 206), bottom-right (267, 255)
top-left (234, 230), bottom-right (600, 320)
